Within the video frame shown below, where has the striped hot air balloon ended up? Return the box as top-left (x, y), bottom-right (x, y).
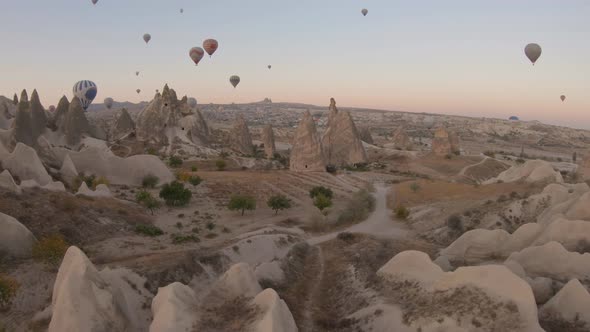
top-left (230, 75), bottom-right (240, 88)
top-left (189, 47), bottom-right (205, 65)
top-left (203, 39), bottom-right (219, 57)
top-left (73, 80), bottom-right (98, 111)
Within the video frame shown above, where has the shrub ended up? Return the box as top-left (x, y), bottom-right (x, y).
top-left (169, 156), bottom-right (183, 168)
top-left (483, 151), bottom-right (495, 158)
top-left (159, 181), bottom-right (192, 206)
top-left (395, 206), bottom-right (410, 219)
top-left (91, 176), bottom-right (110, 189)
top-left (215, 159), bottom-right (227, 171)
top-left (313, 193), bottom-right (332, 211)
top-left (146, 147), bottom-right (158, 155)
top-left (142, 174), bottom-right (159, 188)
top-left (447, 214), bottom-right (464, 233)
top-left (337, 189), bottom-right (376, 225)
top-left (309, 186), bottom-right (333, 200)
top-left (176, 171), bottom-right (191, 182)
top-left (32, 234), bottom-right (68, 267)
top-left (228, 194), bottom-right (256, 216)
top-left (206, 222), bottom-right (216, 231)
top-left (135, 224), bottom-right (164, 237)
top-left (326, 165), bottom-right (337, 173)
top-left (410, 182), bottom-right (421, 193)
top-left (136, 190), bottom-right (161, 215)
top-left (516, 158), bottom-right (525, 164)
top-left (444, 154), bottom-right (452, 160)
top-left (191, 166), bottom-right (198, 172)
top-left (188, 176), bottom-right (203, 186)
top-left (0, 274), bottom-right (19, 310)
top-left (267, 194), bottom-right (293, 215)
top-left (171, 234), bottom-right (200, 244)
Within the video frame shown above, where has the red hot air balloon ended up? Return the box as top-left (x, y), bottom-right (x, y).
top-left (203, 39), bottom-right (219, 57)
top-left (189, 47), bottom-right (205, 66)
top-left (560, 95), bottom-right (566, 102)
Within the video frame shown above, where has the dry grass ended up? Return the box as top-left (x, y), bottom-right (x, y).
top-left (194, 296), bottom-right (261, 332)
top-left (416, 155), bottom-right (483, 177)
top-left (390, 179), bottom-right (541, 208)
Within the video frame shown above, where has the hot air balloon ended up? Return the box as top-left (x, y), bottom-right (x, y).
top-left (143, 33), bottom-right (151, 44)
top-left (525, 43), bottom-right (542, 65)
top-left (136, 89), bottom-right (141, 94)
top-left (104, 97), bottom-right (114, 109)
top-left (560, 95), bottom-right (566, 102)
top-left (268, 65), bottom-right (272, 69)
top-left (49, 105), bottom-right (56, 113)
top-left (91, 0), bottom-right (98, 5)
top-left (203, 39), bottom-right (219, 57)
top-left (361, 8), bottom-right (368, 16)
top-left (230, 75), bottom-right (240, 88)
top-left (73, 80), bottom-right (98, 111)
top-left (180, 8), bottom-right (184, 14)
top-left (188, 98), bottom-right (197, 108)
top-left (136, 71), bottom-right (140, 76)
top-left (189, 47), bottom-right (205, 66)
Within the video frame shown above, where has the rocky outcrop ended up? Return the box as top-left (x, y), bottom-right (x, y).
top-left (0, 212), bottom-right (36, 258)
top-left (290, 111), bottom-right (326, 172)
top-left (60, 154), bottom-right (78, 186)
top-left (54, 96), bottom-right (70, 132)
top-left (540, 279), bottom-right (590, 326)
top-left (230, 114), bottom-right (254, 155)
top-left (251, 289), bottom-right (298, 332)
top-left (1, 142), bottom-right (52, 185)
top-left (136, 85), bottom-right (183, 144)
top-left (112, 109), bottom-right (135, 141)
top-left (76, 182), bottom-right (112, 198)
top-left (391, 127), bottom-right (411, 150)
top-left (0, 169), bottom-right (22, 194)
top-left (30, 90), bottom-right (47, 144)
top-left (178, 110), bottom-right (209, 146)
top-left (214, 263), bottom-right (262, 299)
top-left (358, 126), bottom-right (374, 145)
top-left (63, 97), bottom-right (91, 146)
top-left (262, 124), bottom-right (276, 159)
top-left (485, 160), bottom-right (563, 184)
top-left (48, 247), bottom-right (131, 332)
top-left (431, 127), bottom-right (454, 156)
top-left (449, 130), bottom-right (460, 154)
top-left (12, 90), bottom-right (33, 146)
top-left (321, 98), bottom-right (367, 166)
top-left (149, 282), bottom-right (198, 332)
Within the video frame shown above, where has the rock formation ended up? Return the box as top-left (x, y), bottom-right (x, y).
top-left (449, 130), bottom-right (460, 154)
top-left (230, 114), bottom-right (254, 155)
top-left (178, 110), bottom-right (209, 146)
top-left (290, 111), bottom-right (326, 172)
top-left (0, 170), bottom-right (21, 194)
top-left (150, 282), bottom-right (198, 332)
top-left (1, 142), bottom-right (52, 185)
top-left (12, 89), bottom-right (33, 146)
top-left (112, 108), bottom-right (135, 141)
top-left (252, 289), bottom-right (298, 332)
top-left (540, 279), bottom-right (590, 326)
top-left (76, 182), bottom-right (112, 198)
top-left (321, 98), bottom-right (367, 166)
top-left (262, 124), bottom-right (276, 159)
top-left (431, 127), bottom-right (453, 156)
top-left (358, 126), bottom-right (374, 144)
top-left (63, 97), bottom-right (91, 146)
top-left (391, 127), bottom-right (411, 150)
top-left (12, 93), bottom-right (18, 105)
top-left (136, 85), bottom-right (183, 144)
top-left (214, 263), bottom-right (262, 299)
top-left (485, 160), bottom-right (563, 184)
top-left (0, 212), bottom-right (36, 258)
top-left (30, 90), bottom-right (48, 143)
top-left (60, 154), bottom-right (79, 186)
top-left (54, 96), bottom-right (70, 132)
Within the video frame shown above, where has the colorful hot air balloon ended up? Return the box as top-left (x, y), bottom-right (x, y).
top-left (268, 65), bottom-right (272, 69)
top-left (189, 47), bottom-right (205, 66)
top-left (361, 8), bottom-right (368, 16)
top-left (560, 95), bottom-right (566, 102)
top-left (143, 33), bottom-right (151, 44)
top-left (188, 98), bottom-right (197, 108)
top-left (91, 0), bottom-right (98, 5)
top-left (525, 43), bottom-right (542, 65)
top-left (49, 105), bottom-right (56, 113)
top-left (203, 39), bottom-right (219, 57)
top-left (73, 80), bottom-right (98, 111)
top-left (136, 89), bottom-right (141, 94)
top-left (230, 75), bottom-right (240, 88)
top-left (104, 97), bottom-right (114, 109)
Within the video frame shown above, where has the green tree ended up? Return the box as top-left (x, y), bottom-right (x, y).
top-left (216, 159), bottom-right (227, 171)
top-left (136, 190), bottom-right (161, 215)
top-left (142, 174), bottom-right (159, 188)
top-left (188, 175), bottom-right (203, 186)
top-left (309, 186), bottom-right (333, 200)
top-left (159, 181), bottom-right (192, 207)
top-left (169, 156), bottom-right (183, 168)
top-left (267, 194), bottom-right (292, 215)
top-left (228, 194), bottom-right (256, 216)
top-left (313, 193), bottom-right (332, 211)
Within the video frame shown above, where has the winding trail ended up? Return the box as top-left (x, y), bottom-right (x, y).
top-left (307, 184), bottom-right (409, 246)
top-left (299, 246), bottom-right (325, 332)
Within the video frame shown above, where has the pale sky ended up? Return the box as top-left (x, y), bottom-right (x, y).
top-left (0, 1), bottom-right (589, 128)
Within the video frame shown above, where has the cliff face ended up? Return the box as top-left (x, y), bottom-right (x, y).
top-left (290, 111), bottom-right (326, 172)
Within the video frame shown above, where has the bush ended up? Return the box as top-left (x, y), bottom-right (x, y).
top-left (228, 194), bottom-right (256, 216)
top-left (136, 190), bottom-right (161, 215)
top-left (310, 186), bottom-right (333, 200)
top-left (171, 234), bottom-right (200, 244)
top-left (267, 194), bottom-right (293, 215)
top-left (142, 174), bottom-right (159, 188)
top-left (176, 171), bottom-right (191, 182)
top-left (188, 176), bottom-right (203, 186)
top-left (516, 158), bottom-right (525, 164)
top-left (206, 222), bottom-right (216, 231)
top-left (215, 159), bottom-right (227, 171)
top-left (146, 147), bottom-right (158, 155)
top-left (410, 182), bottom-right (421, 193)
top-left (135, 224), bottom-right (164, 237)
top-left (159, 181), bottom-right (192, 206)
top-left (313, 193), bottom-right (332, 211)
top-left (191, 166), bottom-right (198, 172)
top-left (32, 234), bottom-right (68, 267)
top-left (447, 214), bottom-right (464, 233)
top-left (483, 151), bottom-right (496, 158)
top-left (395, 206), bottom-right (410, 219)
top-left (91, 176), bottom-right (110, 189)
top-left (169, 156), bottom-right (183, 168)
top-left (0, 274), bottom-right (19, 310)
top-left (337, 189), bottom-right (376, 225)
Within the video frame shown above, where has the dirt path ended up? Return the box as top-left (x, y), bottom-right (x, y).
top-left (307, 184), bottom-right (410, 246)
top-left (299, 246), bottom-right (325, 332)
top-left (458, 155), bottom-right (489, 176)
